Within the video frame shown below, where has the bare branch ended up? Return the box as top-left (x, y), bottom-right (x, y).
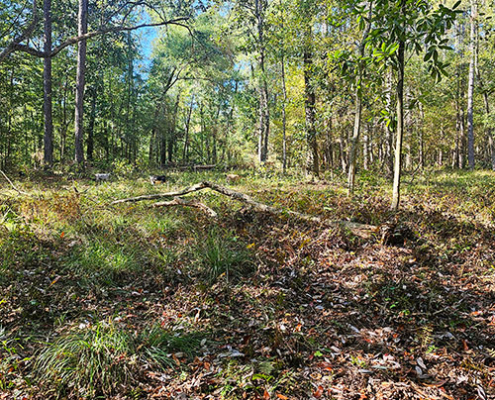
top-left (152, 197), bottom-right (218, 218)
top-left (111, 181), bottom-right (378, 238)
top-left (0, 170), bottom-right (31, 196)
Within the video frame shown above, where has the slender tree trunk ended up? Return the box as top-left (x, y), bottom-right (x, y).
top-left (256, 0), bottom-right (269, 163)
top-left (167, 93), bottom-right (181, 164)
top-left (391, 2), bottom-right (405, 211)
top-left (160, 126), bottom-right (167, 167)
top-left (74, 0), bottom-right (88, 166)
top-left (474, 24), bottom-right (495, 171)
top-left (348, 2), bottom-right (372, 193)
top-left (281, 51), bottom-right (287, 174)
top-left (339, 134), bottom-right (347, 172)
top-left (149, 102), bottom-right (161, 164)
top-left (86, 87), bottom-right (97, 162)
top-left (467, 0), bottom-right (476, 170)
top-left (43, 0), bottom-right (53, 167)
top-left (183, 97), bottom-right (194, 163)
top-left (455, 75), bottom-right (461, 168)
top-left (385, 70), bottom-right (394, 175)
top-left (278, 0), bottom-right (287, 173)
top-left (303, 29), bottom-right (319, 177)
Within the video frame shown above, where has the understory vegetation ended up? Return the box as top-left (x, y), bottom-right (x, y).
top-left (1, 169), bottom-right (494, 399)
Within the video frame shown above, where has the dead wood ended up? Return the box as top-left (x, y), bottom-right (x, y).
top-left (152, 197), bottom-right (218, 218)
top-left (193, 164), bottom-right (217, 171)
top-left (0, 170), bottom-right (31, 196)
top-left (112, 181), bottom-right (378, 238)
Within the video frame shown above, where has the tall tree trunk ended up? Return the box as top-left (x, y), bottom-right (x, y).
top-left (473, 20), bottom-right (495, 171)
top-left (60, 71), bottom-right (69, 162)
top-left (339, 133), bottom-right (347, 172)
top-left (183, 97), bottom-right (193, 163)
top-left (256, 0), bottom-right (269, 163)
top-left (86, 86), bottom-right (97, 162)
top-left (160, 126), bottom-right (167, 167)
top-left (43, 0), bottom-right (53, 167)
top-left (467, 0), bottom-right (476, 170)
top-left (417, 103), bottom-right (424, 169)
top-left (391, 2), bottom-right (405, 211)
top-left (303, 29), bottom-right (319, 177)
top-left (385, 70), bottom-right (394, 175)
top-left (168, 93), bottom-right (181, 164)
top-left (74, 0), bottom-right (88, 166)
top-left (348, 2), bottom-right (373, 194)
top-left (281, 49), bottom-right (287, 174)
top-left (279, 0), bottom-right (287, 174)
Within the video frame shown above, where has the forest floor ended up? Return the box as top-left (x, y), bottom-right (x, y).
top-left (0, 168), bottom-right (494, 400)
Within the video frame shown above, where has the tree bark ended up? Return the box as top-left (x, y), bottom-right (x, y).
top-left (256, 0), bottom-right (269, 163)
top-left (391, 1), bottom-right (405, 211)
top-left (348, 2), bottom-right (373, 194)
top-left (86, 86), bottom-right (97, 162)
top-left (281, 48), bottom-right (288, 174)
top-left (467, 0), bottom-right (476, 170)
top-left (74, 0), bottom-right (88, 166)
top-left (183, 96), bottom-right (194, 163)
top-left (43, 0), bottom-right (53, 167)
top-left (303, 28), bottom-right (319, 177)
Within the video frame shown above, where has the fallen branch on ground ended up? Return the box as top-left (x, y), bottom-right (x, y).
top-left (152, 197), bottom-right (218, 218)
top-left (112, 181), bottom-right (378, 238)
top-left (0, 170), bottom-right (31, 196)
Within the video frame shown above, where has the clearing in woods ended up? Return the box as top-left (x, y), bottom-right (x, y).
top-left (0, 169), bottom-right (494, 399)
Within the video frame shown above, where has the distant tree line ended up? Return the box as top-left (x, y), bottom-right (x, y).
top-left (2, 0), bottom-right (495, 208)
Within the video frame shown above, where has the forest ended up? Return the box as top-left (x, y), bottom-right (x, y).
top-left (1, 0), bottom-right (495, 399)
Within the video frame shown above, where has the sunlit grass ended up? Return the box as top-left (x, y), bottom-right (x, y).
top-left (35, 320), bottom-right (207, 397)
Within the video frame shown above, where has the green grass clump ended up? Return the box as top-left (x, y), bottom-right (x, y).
top-left (64, 237), bottom-right (142, 286)
top-left (192, 227), bottom-right (254, 284)
top-left (35, 320), bottom-right (138, 398)
top-left (35, 320), bottom-right (207, 397)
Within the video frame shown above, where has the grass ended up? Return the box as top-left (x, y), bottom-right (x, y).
top-left (35, 320), bottom-right (207, 398)
top-left (1, 168), bottom-right (495, 399)
top-left (64, 237), bottom-right (142, 286)
top-left (35, 320), bottom-right (138, 398)
top-left (191, 227), bottom-right (254, 284)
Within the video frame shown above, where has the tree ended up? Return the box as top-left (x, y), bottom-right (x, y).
top-left (467, 0), bottom-right (476, 170)
top-left (74, 0), bottom-right (88, 166)
top-left (43, 0), bottom-right (53, 167)
top-left (370, 0), bottom-right (459, 210)
top-left (347, 0), bottom-right (373, 194)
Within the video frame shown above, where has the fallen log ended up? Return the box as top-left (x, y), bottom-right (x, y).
top-left (193, 164), bottom-right (217, 171)
top-left (112, 181), bottom-right (378, 238)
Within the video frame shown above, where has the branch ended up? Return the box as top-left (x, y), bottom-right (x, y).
top-left (0, 0), bottom-right (40, 63)
top-left (6, 16), bottom-right (191, 60)
top-left (50, 17), bottom-right (190, 58)
top-left (152, 197), bottom-right (217, 218)
top-left (0, 170), bottom-right (30, 196)
top-left (112, 181), bottom-right (208, 204)
top-left (112, 181), bottom-right (378, 238)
